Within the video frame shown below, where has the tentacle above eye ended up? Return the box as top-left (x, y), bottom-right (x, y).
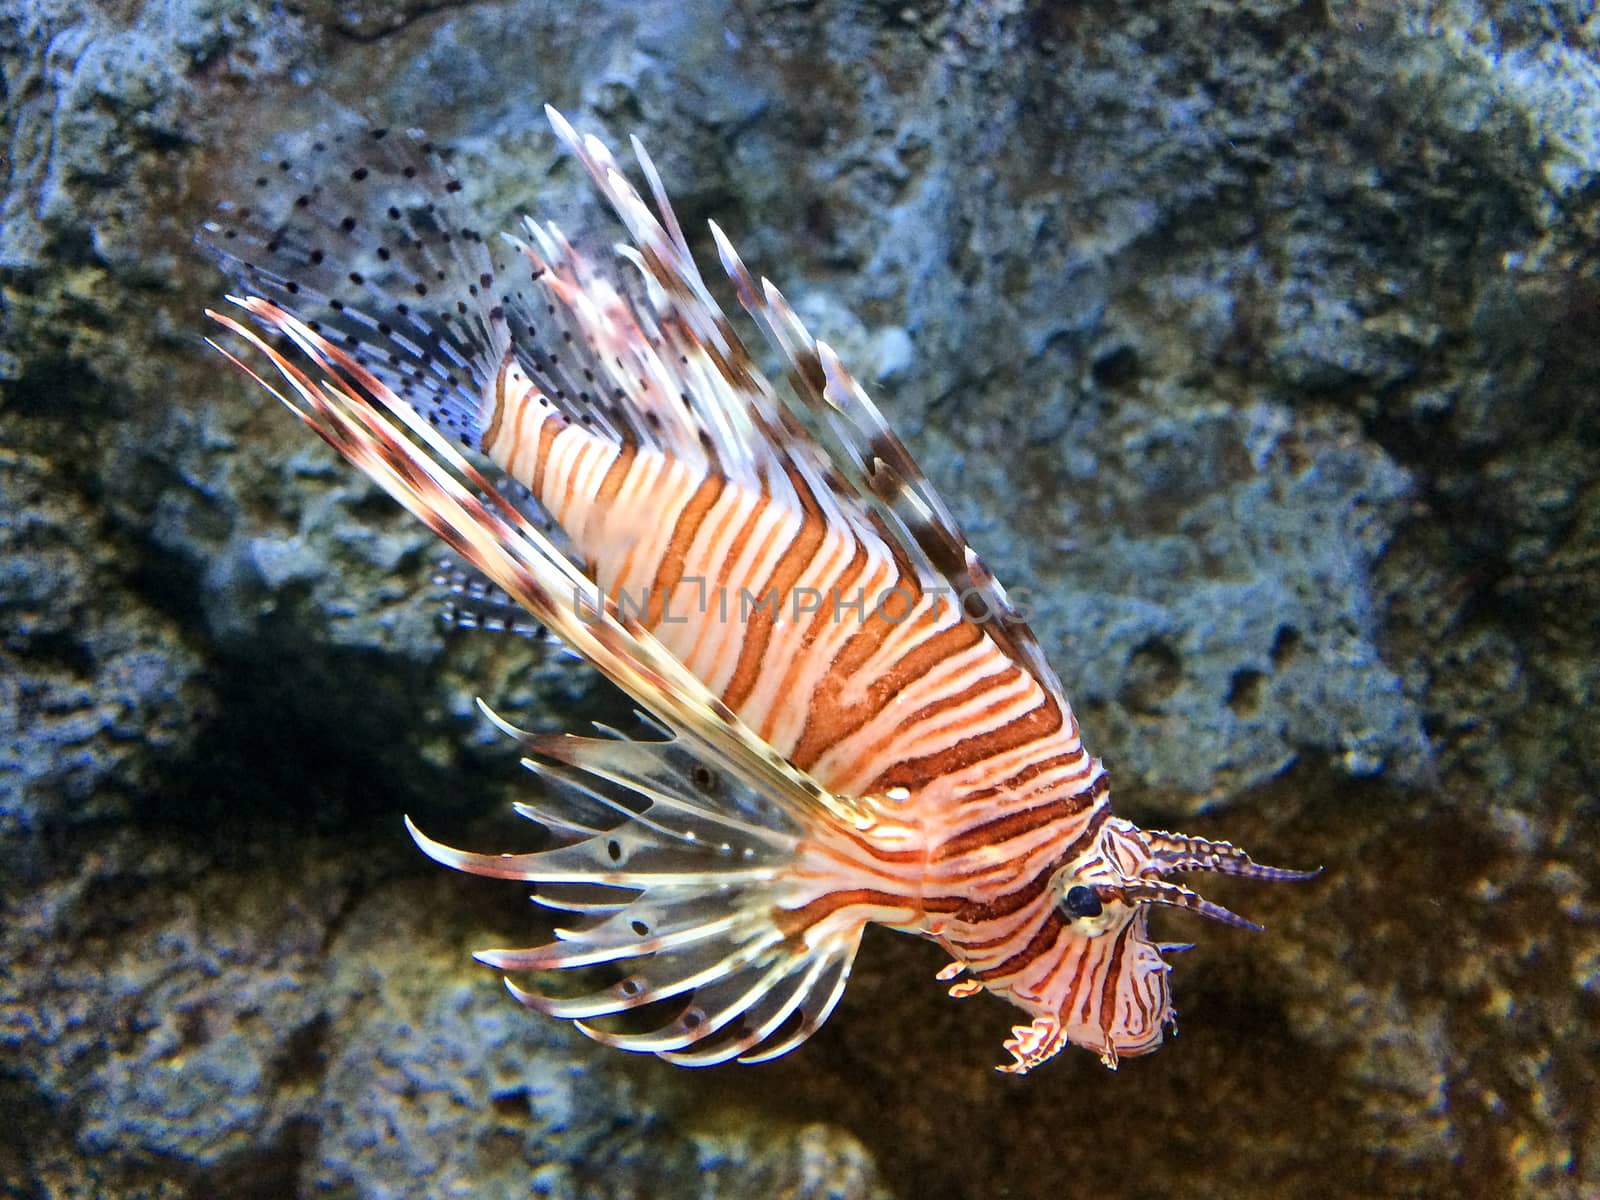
top-left (1142, 829), bottom-right (1322, 882)
top-left (1106, 878), bottom-right (1264, 933)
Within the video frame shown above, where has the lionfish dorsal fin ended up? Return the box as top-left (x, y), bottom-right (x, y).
top-left (433, 554), bottom-right (544, 639)
top-left (431, 475), bottom-right (583, 641)
top-left (539, 108), bottom-right (1071, 708)
top-left (705, 215), bottom-right (1070, 707)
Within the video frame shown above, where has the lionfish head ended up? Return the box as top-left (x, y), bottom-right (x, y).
top-left (999, 819), bottom-right (1318, 1074)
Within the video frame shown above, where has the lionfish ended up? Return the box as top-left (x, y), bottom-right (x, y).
top-left (201, 108), bottom-right (1314, 1073)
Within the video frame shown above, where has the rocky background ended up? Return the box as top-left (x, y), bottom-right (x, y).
top-left (3, 1), bottom-right (1596, 1197)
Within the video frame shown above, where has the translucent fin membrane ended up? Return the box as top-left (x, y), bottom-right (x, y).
top-left (408, 718), bottom-right (863, 1065)
top-left (199, 123), bottom-right (508, 450)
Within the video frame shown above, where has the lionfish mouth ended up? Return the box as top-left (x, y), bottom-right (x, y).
top-left (992, 827), bottom-right (1318, 1074)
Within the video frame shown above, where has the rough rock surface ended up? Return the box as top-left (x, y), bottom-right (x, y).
top-left (2, 1), bottom-right (1595, 1198)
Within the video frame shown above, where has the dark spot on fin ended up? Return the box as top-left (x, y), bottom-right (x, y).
top-left (433, 555), bottom-right (552, 642)
top-left (196, 115), bottom-right (516, 451)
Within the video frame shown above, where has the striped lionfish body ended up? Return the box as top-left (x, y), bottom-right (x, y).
top-left (202, 109), bottom-right (1315, 1073)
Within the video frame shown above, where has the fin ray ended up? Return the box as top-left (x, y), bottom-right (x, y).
top-left (405, 731), bottom-right (871, 1066)
top-left (543, 108), bottom-right (1070, 705)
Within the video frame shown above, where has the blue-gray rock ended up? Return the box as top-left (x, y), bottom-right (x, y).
top-left (2, 1), bottom-right (1596, 1197)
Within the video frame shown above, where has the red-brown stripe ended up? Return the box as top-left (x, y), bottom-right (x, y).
top-left (898, 665), bottom-right (1024, 739)
top-left (761, 536), bottom-right (870, 724)
top-left (711, 483), bottom-right (769, 604)
top-left (846, 664), bottom-right (1025, 781)
top-left (958, 892), bottom-right (1053, 952)
top-left (528, 416), bottom-right (563, 498)
top-left (973, 911), bottom-right (1067, 983)
top-left (944, 804), bottom-right (1111, 924)
top-left (559, 437), bottom-right (602, 517)
top-left (933, 774), bottom-right (1109, 863)
top-left (773, 887), bottom-right (918, 941)
top-left (593, 439), bottom-right (637, 510)
top-left (868, 691), bottom-right (1064, 794)
top-left (1096, 923), bottom-right (1133, 1036)
top-left (791, 611), bottom-right (980, 772)
top-left (957, 751), bottom-right (1094, 812)
top-left (1062, 934), bottom-right (1100, 1011)
top-left (721, 468), bottom-right (827, 711)
top-left (646, 473), bottom-right (723, 627)
top-left (483, 352), bottom-right (513, 449)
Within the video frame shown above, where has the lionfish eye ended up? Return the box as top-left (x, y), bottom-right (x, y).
top-left (1062, 885), bottom-right (1103, 919)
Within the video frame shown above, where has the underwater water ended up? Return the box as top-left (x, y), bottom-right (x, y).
top-left (2, 1), bottom-right (1596, 1197)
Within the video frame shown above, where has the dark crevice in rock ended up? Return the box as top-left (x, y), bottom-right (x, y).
top-left (269, 1014), bottom-right (332, 1090)
top-left (2, 353), bottom-right (120, 421)
top-left (1121, 636), bottom-right (1183, 715)
top-left (0, 1073), bottom-right (68, 1200)
top-left (1226, 667), bottom-right (1266, 717)
top-left (4, 629), bottom-right (98, 679)
top-left (142, 631), bottom-right (456, 845)
top-left (181, 1116), bottom-right (317, 1200)
top-left (116, 534), bottom-right (211, 637)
